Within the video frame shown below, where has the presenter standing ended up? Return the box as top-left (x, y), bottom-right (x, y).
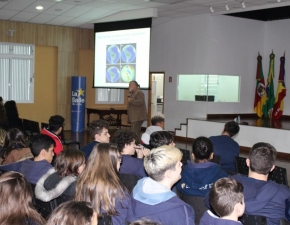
top-left (127, 81), bottom-right (148, 140)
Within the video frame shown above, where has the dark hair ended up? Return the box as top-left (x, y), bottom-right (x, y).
top-left (54, 149), bottom-right (85, 177)
top-left (130, 219), bottom-right (163, 225)
top-left (249, 142), bottom-right (277, 175)
top-left (111, 129), bottom-right (138, 153)
top-left (149, 131), bottom-right (174, 149)
top-left (130, 80), bottom-right (140, 87)
top-left (46, 201), bottom-right (95, 225)
top-left (192, 136), bottom-right (213, 163)
top-left (0, 172), bottom-right (45, 225)
top-left (4, 100), bottom-right (19, 117)
top-left (48, 115), bottom-right (65, 132)
top-left (89, 120), bottom-right (109, 138)
top-left (151, 115), bottom-right (164, 126)
top-left (224, 121), bottom-right (240, 137)
top-left (0, 103), bottom-right (7, 124)
top-left (210, 177), bottom-right (244, 217)
top-left (30, 134), bottom-right (55, 157)
top-left (1, 128), bottom-right (28, 161)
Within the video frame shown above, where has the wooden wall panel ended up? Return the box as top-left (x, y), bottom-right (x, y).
top-left (0, 20), bottom-right (94, 130)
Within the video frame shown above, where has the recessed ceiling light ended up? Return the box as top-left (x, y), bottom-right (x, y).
top-left (36, 6), bottom-right (43, 10)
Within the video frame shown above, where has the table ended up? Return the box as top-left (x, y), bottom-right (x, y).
top-left (86, 108), bottom-right (127, 128)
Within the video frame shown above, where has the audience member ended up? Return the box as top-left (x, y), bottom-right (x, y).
top-left (0, 134), bottom-right (55, 184)
top-left (128, 145), bottom-right (195, 225)
top-left (149, 131), bottom-right (175, 149)
top-left (0, 128), bottom-right (7, 151)
top-left (230, 142), bottom-right (290, 225)
top-left (127, 81), bottom-right (148, 140)
top-left (0, 128), bottom-right (33, 165)
top-left (111, 129), bottom-right (149, 179)
top-left (46, 201), bottom-right (97, 225)
top-left (82, 119), bottom-right (110, 160)
top-left (35, 149), bottom-right (86, 201)
top-left (177, 137), bottom-right (228, 196)
top-left (0, 171), bottom-right (45, 225)
top-left (75, 143), bottom-right (130, 225)
top-left (4, 100), bottom-right (22, 128)
top-left (209, 121), bottom-right (240, 172)
top-left (200, 178), bottom-right (245, 225)
top-left (41, 115), bottom-right (65, 156)
top-left (141, 113), bottom-right (165, 145)
top-left (0, 97), bottom-right (9, 131)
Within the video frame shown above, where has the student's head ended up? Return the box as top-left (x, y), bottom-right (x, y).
top-left (4, 100), bottom-right (18, 114)
top-left (0, 129), bottom-right (7, 148)
top-left (247, 142), bottom-right (277, 175)
top-left (210, 178), bottom-right (245, 218)
top-left (54, 149), bottom-right (86, 177)
top-left (111, 129), bottom-right (138, 155)
top-left (223, 121), bottom-right (240, 137)
top-left (30, 134), bottom-right (55, 163)
top-left (0, 103), bottom-right (6, 123)
top-left (130, 219), bottom-right (162, 225)
top-left (0, 172), bottom-right (45, 225)
top-left (46, 201), bottom-right (97, 225)
top-left (151, 114), bottom-right (165, 129)
top-left (149, 131), bottom-right (175, 149)
top-left (89, 120), bottom-right (110, 143)
top-left (48, 115), bottom-right (65, 134)
top-left (144, 145), bottom-right (182, 185)
top-left (129, 80), bottom-right (139, 92)
top-left (192, 136), bottom-right (213, 163)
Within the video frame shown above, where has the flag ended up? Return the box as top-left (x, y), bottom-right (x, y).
top-left (272, 54), bottom-right (286, 120)
top-left (262, 52), bottom-right (275, 118)
top-left (254, 53), bottom-right (267, 118)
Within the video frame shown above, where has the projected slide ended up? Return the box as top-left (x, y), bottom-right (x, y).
top-left (94, 27), bottom-right (150, 89)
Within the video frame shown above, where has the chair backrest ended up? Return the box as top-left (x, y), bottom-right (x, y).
top-left (98, 213), bottom-right (113, 225)
top-left (41, 122), bottom-right (49, 129)
top-left (268, 165), bottom-right (288, 186)
top-left (239, 213), bottom-right (267, 225)
top-left (119, 173), bottom-right (138, 193)
top-left (235, 156), bottom-right (249, 175)
top-left (22, 119), bottom-right (32, 134)
top-left (280, 218), bottom-right (290, 225)
top-left (178, 191), bottom-right (208, 225)
top-left (56, 194), bottom-right (73, 206)
top-left (212, 154), bottom-right (221, 165)
top-left (180, 149), bottom-right (191, 164)
top-left (30, 120), bottom-right (40, 134)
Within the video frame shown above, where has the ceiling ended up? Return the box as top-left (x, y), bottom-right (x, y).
top-left (0, 0), bottom-right (290, 29)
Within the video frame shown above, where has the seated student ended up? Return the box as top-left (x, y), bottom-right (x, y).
top-left (0, 134), bottom-right (55, 184)
top-left (149, 130), bottom-right (175, 149)
top-left (177, 137), bottom-right (228, 196)
top-left (82, 119), bottom-right (110, 160)
top-left (209, 121), bottom-right (240, 172)
top-left (200, 177), bottom-right (245, 225)
top-left (0, 128), bottom-right (7, 151)
top-left (41, 115), bottom-right (65, 156)
top-left (35, 149), bottom-right (86, 201)
top-left (141, 114), bottom-right (165, 145)
top-left (46, 201), bottom-right (97, 225)
top-left (4, 100), bottom-right (22, 129)
top-left (0, 128), bottom-right (33, 165)
top-left (229, 142), bottom-right (290, 225)
top-left (111, 129), bottom-right (149, 179)
top-left (128, 145), bottom-right (195, 225)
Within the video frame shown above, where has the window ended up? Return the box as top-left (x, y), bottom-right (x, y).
top-left (0, 43), bottom-right (34, 103)
top-left (95, 88), bottom-right (124, 104)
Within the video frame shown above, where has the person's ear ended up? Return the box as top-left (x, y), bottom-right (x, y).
top-left (191, 153), bottom-right (195, 160)
top-left (209, 152), bottom-right (214, 160)
top-left (246, 158), bottom-right (250, 167)
top-left (270, 165), bottom-right (275, 172)
top-left (164, 169), bottom-right (173, 180)
top-left (95, 134), bottom-right (100, 141)
top-left (234, 202), bottom-right (245, 217)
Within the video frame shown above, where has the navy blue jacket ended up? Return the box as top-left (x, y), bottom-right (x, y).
top-left (177, 161), bottom-right (228, 196)
top-left (120, 155), bottom-right (147, 179)
top-left (111, 191), bottom-right (131, 225)
top-left (128, 178), bottom-right (195, 225)
top-left (82, 141), bottom-right (99, 161)
top-left (200, 210), bottom-right (242, 225)
top-left (0, 159), bottom-right (52, 184)
top-left (209, 135), bottom-right (240, 172)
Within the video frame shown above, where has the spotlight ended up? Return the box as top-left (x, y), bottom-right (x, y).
top-left (225, 4), bottom-right (229, 11)
top-left (210, 6), bottom-right (214, 13)
top-left (241, 1), bottom-right (246, 8)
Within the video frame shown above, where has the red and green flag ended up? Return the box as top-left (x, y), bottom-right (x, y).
top-left (254, 53), bottom-right (267, 118)
top-left (262, 52), bottom-right (276, 118)
top-left (272, 54), bottom-right (286, 120)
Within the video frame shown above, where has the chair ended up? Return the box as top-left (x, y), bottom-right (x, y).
top-left (56, 194), bottom-right (73, 206)
top-left (280, 218), bottom-right (290, 225)
top-left (41, 122), bottom-right (49, 129)
top-left (180, 149), bottom-right (191, 164)
top-left (119, 173), bottom-right (138, 193)
top-left (235, 156), bottom-right (249, 175)
top-left (268, 165), bottom-right (288, 186)
top-left (22, 119), bottom-right (33, 138)
top-left (239, 213), bottom-right (267, 225)
top-left (212, 155), bottom-right (220, 165)
top-left (98, 213), bottom-right (113, 225)
top-left (177, 191), bottom-right (208, 225)
top-left (60, 129), bottom-right (81, 150)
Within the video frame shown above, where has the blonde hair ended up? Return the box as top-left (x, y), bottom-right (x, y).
top-left (144, 145), bottom-right (182, 181)
top-left (0, 129), bottom-right (7, 147)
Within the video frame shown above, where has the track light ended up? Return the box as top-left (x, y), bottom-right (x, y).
top-left (241, 1), bottom-right (246, 8)
top-left (210, 6), bottom-right (214, 13)
top-left (225, 4), bottom-right (229, 11)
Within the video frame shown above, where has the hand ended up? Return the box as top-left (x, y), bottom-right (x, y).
top-left (136, 148), bottom-right (144, 158)
top-left (142, 148), bottom-right (150, 157)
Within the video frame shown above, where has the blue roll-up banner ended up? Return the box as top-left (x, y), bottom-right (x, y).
top-left (71, 76), bottom-right (86, 132)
